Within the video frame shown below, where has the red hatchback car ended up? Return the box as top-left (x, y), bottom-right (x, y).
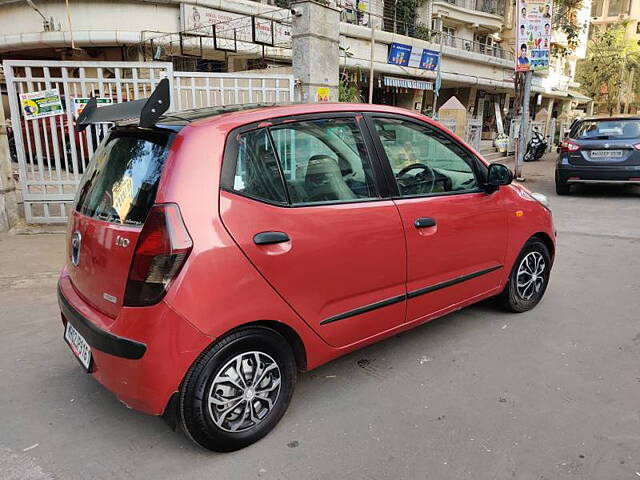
top-left (59, 102), bottom-right (555, 451)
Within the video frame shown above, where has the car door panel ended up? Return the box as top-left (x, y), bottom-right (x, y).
top-left (219, 117), bottom-right (407, 348)
top-left (394, 193), bottom-right (507, 323)
top-left (220, 192), bottom-right (406, 347)
top-left (364, 114), bottom-right (508, 324)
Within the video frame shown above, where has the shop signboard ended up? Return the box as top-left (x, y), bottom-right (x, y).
top-left (388, 43), bottom-right (439, 71)
top-left (72, 97), bottom-right (114, 118)
top-left (515, 0), bottom-right (552, 72)
top-left (180, 4), bottom-right (290, 48)
top-left (19, 88), bottom-right (64, 120)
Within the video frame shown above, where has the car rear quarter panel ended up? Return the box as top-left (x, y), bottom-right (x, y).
top-left (154, 124), bottom-right (334, 370)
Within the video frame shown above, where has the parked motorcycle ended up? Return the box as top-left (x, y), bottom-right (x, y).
top-left (524, 129), bottom-right (548, 162)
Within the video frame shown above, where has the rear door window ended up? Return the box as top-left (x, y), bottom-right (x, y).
top-left (74, 129), bottom-right (173, 226)
top-left (269, 118), bottom-right (378, 204)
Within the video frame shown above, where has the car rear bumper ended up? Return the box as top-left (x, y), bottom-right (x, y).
top-left (556, 162), bottom-right (640, 184)
top-left (58, 268), bottom-right (212, 415)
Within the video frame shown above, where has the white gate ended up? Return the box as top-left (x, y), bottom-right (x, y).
top-left (4, 60), bottom-right (296, 223)
top-left (4, 60), bottom-right (173, 223)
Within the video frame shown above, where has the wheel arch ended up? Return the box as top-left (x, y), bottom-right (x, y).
top-left (530, 231), bottom-right (555, 262)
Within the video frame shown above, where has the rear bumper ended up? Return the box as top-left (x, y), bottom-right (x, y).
top-left (58, 268), bottom-right (212, 415)
top-left (58, 288), bottom-right (146, 360)
top-left (556, 162), bottom-right (640, 184)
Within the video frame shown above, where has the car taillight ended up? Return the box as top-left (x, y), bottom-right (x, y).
top-left (560, 140), bottom-right (580, 152)
top-left (124, 203), bottom-right (192, 307)
top-left (633, 144), bottom-right (640, 151)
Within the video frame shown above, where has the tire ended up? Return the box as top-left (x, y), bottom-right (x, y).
top-left (555, 181), bottom-right (570, 195)
top-left (180, 327), bottom-right (296, 452)
top-left (498, 238), bottom-right (552, 313)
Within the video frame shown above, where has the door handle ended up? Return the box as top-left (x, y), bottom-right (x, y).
top-left (253, 231), bottom-right (290, 245)
top-left (414, 217), bottom-right (436, 228)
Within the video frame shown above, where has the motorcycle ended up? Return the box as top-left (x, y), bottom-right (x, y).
top-left (524, 129), bottom-right (548, 162)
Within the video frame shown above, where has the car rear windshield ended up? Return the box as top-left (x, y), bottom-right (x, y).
top-left (572, 119), bottom-right (640, 140)
top-left (74, 129), bottom-right (174, 226)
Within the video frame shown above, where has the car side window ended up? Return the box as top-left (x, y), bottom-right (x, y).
top-left (232, 129), bottom-right (288, 204)
top-left (269, 118), bottom-right (378, 204)
top-left (373, 118), bottom-right (479, 197)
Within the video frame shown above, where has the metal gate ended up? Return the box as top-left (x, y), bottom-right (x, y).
top-left (173, 71), bottom-right (295, 110)
top-left (4, 60), bottom-right (296, 223)
top-left (4, 60), bottom-right (174, 223)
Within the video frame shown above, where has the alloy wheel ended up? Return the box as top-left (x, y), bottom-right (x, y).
top-left (516, 251), bottom-right (546, 300)
top-left (207, 351), bottom-right (282, 433)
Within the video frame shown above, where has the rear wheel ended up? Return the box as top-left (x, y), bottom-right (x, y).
top-left (499, 238), bottom-right (551, 313)
top-left (555, 181), bottom-right (570, 195)
top-left (180, 327), bottom-right (296, 452)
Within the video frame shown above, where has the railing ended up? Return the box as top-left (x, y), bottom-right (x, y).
top-left (439, 0), bottom-right (506, 16)
top-left (440, 32), bottom-right (507, 59)
top-left (343, 11), bottom-right (509, 61)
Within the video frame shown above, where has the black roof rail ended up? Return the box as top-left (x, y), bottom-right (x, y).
top-left (75, 78), bottom-right (171, 132)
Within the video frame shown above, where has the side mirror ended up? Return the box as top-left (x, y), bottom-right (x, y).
top-left (485, 163), bottom-right (513, 193)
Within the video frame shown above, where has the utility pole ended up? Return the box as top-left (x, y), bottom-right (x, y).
top-left (515, 70), bottom-right (532, 181)
top-left (432, 25), bottom-right (444, 118)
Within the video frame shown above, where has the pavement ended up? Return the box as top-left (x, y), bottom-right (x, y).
top-left (1, 153), bottom-right (639, 479)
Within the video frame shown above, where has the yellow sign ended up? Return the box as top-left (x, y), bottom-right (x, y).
top-left (112, 176), bottom-right (134, 222)
top-left (316, 87), bottom-right (330, 102)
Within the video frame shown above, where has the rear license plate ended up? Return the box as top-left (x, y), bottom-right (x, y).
top-left (64, 321), bottom-right (92, 371)
top-left (590, 150), bottom-right (623, 158)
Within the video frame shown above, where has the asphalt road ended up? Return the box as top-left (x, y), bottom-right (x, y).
top-left (1, 154), bottom-right (639, 480)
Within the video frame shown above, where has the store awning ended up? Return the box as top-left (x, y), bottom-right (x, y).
top-left (384, 76), bottom-right (433, 90)
top-left (567, 90), bottom-right (592, 103)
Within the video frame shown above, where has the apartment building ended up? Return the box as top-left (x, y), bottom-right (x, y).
top-left (587, 0), bottom-right (639, 113)
top-left (0, 0), bottom-right (590, 142)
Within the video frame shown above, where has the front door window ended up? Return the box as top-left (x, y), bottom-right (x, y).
top-left (372, 118), bottom-right (479, 197)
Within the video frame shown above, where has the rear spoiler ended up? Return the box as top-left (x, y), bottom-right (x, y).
top-left (75, 78), bottom-right (170, 132)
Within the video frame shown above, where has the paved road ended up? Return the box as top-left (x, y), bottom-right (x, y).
top-left (1, 154), bottom-right (639, 479)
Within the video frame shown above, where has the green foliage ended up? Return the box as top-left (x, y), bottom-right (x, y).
top-left (551, 0), bottom-right (585, 57)
top-left (339, 69), bottom-right (363, 103)
top-left (575, 22), bottom-right (640, 114)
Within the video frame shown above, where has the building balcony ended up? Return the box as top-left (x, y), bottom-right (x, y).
top-left (436, 0), bottom-right (506, 17)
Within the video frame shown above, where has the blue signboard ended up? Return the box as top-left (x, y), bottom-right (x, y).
top-left (388, 43), bottom-right (440, 71)
top-left (420, 49), bottom-right (439, 71)
top-left (388, 43), bottom-right (412, 66)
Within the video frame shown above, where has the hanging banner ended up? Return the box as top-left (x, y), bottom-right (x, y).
top-left (516, 0), bottom-right (552, 71)
top-left (19, 88), bottom-right (64, 120)
top-left (388, 43), bottom-right (439, 71)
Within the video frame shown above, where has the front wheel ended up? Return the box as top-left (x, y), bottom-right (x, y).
top-left (180, 327), bottom-right (296, 452)
top-left (498, 238), bottom-right (551, 313)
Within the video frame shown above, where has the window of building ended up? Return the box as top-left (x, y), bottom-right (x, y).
top-left (442, 26), bottom-right (457, 47)
top-left (590, 0), bottom-right (604, 17)
top-left (607, 0), bottom-right (630, 16)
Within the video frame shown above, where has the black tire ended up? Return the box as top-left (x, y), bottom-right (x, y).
top-left (180, 327), bottom-right (296, 452)
top-left (498, 238), bottom-right (551, 313)
top-left (555, 181), bottom-right (570, 195)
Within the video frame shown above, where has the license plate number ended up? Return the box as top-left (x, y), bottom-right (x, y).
top-left (590, 150), bottom-right (623, 158)
top-left (64, 321), bottom-right (92, 371)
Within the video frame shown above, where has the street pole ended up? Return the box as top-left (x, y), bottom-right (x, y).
top-left (515, 70), bottom-right (532, 181)
top-left (432, 28), bottom-right (444, 118)
top-left (368, 15), bottom-right (375, 104)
